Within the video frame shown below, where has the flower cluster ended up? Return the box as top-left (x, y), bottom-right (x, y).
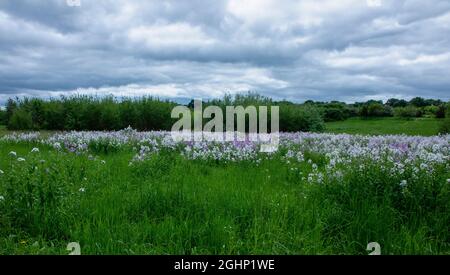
top-left (2, 130), bottom-right (449, 171)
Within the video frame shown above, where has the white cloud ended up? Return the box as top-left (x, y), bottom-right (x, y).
top-left (128, 23), bottom-right (216, 48)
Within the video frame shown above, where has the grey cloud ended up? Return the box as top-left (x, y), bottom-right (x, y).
top-left (0, 0), bottom-right (449, 105)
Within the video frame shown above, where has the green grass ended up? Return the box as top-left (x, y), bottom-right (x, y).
top-left (0, 119), bottom-right (449, 254)
top-left (325, 117), bottom-right (443, 136)
top-left (0, 143), bottom-right (448, 255)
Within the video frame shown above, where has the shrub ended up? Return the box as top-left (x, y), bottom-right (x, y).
top-left (361, 103), bottom-right (393, 117)
top-left (279, 104), bottom-right (324, 132)
top-left (323, 107), bottom-right (347, 122)
top-left (43, 101), bottom-right (66, 130)
top-left (423, 106), bottom-right (439, 118)
top-left (435, 105), bottom-right (446, 119)
top-left (394, 106), bottom-right (421, 118)
top-left (8, 109), bottom-right (33, 130)
top-left (0, 109), bottom-right (6, 125)
top-left (439, 104), bottom-right (450, 134)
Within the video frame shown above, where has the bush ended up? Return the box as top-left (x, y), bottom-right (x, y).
top-left (279, 104), bottom-right (324, 132)
top-left (423, 106), bottom-right (439, 118)
top-left (8, 109), bottom-right (33, 130)
top-left (0, 109), bottom-right (6, 125)
top-left (5, 95), bottom-right (177, 131)
top-left (439, 104), bottom-right (450, 134)
top-left (361, 103), bottom-right (393, 117)
top-left (394, 106), bottom-right (421, 118)
top-left (323, 107), bottom-right (347, 122)
top-left (435, 105), bottom-right (446, 119)
top-left (43, 100), bottom-right (65, 130)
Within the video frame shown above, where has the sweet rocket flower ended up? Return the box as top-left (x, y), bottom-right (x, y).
top-left (400, 180), bottom-right (408, 188)
top-left (2, 129), bottom-right (449, 167)
top-left (53, 142), bottom-right (62, 150)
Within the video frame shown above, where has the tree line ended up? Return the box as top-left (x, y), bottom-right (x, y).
top-left (0, 94), bottom-right (448, 133)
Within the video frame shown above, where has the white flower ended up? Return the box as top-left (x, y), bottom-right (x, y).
top-left (0, 195), bottom-right (4, 201)
top-left (17, 158), bottom-right (26, 162)
top-left (9, 151), bottom-right (17, 157)
top-left (0, 169), bottom-right (4, 174)
top-left (79, 187), bottom-right (85, 192)
top-left (447, 179), bottom-right (450, 184)
top-left (31, 147), bottom-right (39, 153)
top-left (400, 180), bottom-right (407, 188)
top-left (101, 160), bottom-right (106, 164)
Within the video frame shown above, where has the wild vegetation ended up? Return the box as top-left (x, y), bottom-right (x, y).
top-left (0, 130), bottom-right (449, 255)
top-left (0, 94), bottom-right (449, 255)
top-left (2, 94), bottom-right (448, 134)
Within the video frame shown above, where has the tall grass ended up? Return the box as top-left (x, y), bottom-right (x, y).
top-left (0, 143), bottom-right (448, 255)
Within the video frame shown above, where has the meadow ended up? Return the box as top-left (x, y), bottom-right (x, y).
top-left (0, 129), bottom-right (449, 255)
top-left (325, 117), bottom-right (443, 136)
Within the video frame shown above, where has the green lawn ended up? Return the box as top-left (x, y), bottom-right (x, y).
top-left (325, 117), bottom-right (443, 136)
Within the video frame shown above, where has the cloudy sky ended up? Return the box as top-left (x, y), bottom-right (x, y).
top-left (1, 0), bottom-right (449, 104)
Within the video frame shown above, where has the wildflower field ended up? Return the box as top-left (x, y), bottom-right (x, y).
top-left (0, 128), bottom-right (449, 255)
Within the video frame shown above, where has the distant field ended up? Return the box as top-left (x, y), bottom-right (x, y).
top-left (325, 117), bottom-right (443, 136)
top-left (1, 117), bottom-right (444, 137)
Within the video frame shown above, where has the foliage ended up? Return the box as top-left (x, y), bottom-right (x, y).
top-left (279, 104), bottom-right (324, 132)
top-left (440, 104), bottom-right (450, 134)
top-left (0, 109), bottom-right (6, 125)
top-left (8, 109), bottom-right (33, 130)
top-left (0, 131), bottom-right (448, 254)
top-left (394, 106), bottom-right (421, 118)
